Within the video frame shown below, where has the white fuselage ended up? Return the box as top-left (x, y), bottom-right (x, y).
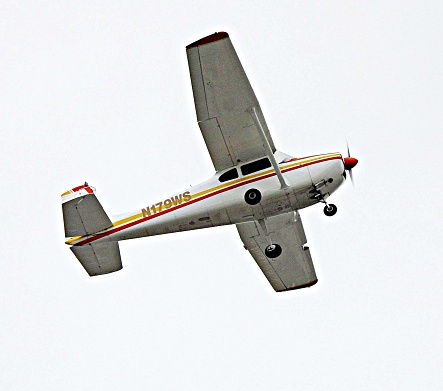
top-left (70, 152), bottom-right (345, 247)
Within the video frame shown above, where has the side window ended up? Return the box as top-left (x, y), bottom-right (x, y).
top-left (240, 158), bottom-right (272, 176)
top-left (218, 168), bottom-right (239, 182)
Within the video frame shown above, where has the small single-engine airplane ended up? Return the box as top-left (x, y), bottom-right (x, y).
top-left (61, 32), bottom-right (358, 292)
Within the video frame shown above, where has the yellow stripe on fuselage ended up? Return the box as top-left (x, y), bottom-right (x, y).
top-left (65, 153), bottom-right (341, 245)
top-left (112, 212), bottom-right (143, 227)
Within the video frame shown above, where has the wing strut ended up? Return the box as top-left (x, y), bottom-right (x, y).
top-left (249, 106), bottom-right (289, 190)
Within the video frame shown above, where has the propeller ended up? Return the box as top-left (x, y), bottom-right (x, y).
top-left (343, 141), bottom-right (358, 185)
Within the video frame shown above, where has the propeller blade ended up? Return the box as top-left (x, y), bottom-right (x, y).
top-left (345, 141), bottom-right (357, 186)
top-left (349, 168), bottom-right (354, 186)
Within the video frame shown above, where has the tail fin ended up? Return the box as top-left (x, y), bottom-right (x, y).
top-left (61, 183), bottom-right (122, 276)
top-left (61, 182), bottom-right (113, 237)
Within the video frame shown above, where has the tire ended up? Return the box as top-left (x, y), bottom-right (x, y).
top-left (323, 204), bottom-right (337, 217)
top-left (244, 188), bottom-right (262, 205)
top-left (265, 244), bottom-right (282, 258)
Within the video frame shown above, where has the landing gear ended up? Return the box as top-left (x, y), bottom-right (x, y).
top-left (265, 243), bottom-right (282, 258)
top-left (309, 182), bottom-right (338, 217)
top-left (323, 204), bottom-right (337, 217)
top-left (244, 188), bottom-right (262, 205)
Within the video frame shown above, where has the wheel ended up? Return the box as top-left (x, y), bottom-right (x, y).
top-left (323, 203), bottom-right (337, 217)
top-left (265, 244), bottom-right (282, 258)
top-left (244, 188), bottom-right (262, 205)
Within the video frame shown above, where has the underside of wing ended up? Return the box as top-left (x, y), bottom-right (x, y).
top-left (71, 242), bottom-right (122, 276)
top-left (186, 32), bottom-right (276, 171)
top-left (237, 211), bottom-right (317, 292)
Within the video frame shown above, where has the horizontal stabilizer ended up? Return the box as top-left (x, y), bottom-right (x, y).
top-left (62, 183), bottom-right (113, 237)
top-left (71, 241), bottom-right (122, 276)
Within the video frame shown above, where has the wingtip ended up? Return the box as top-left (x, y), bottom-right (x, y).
top-left (276, 279), bottom-right (318, 292)
top-left (186, 32), bottom-right (229, 49)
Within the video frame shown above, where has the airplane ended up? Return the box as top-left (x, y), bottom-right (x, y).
top-left (61, 32), bottom-right (358, 292)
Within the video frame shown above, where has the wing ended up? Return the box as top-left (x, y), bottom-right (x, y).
top-left (186, 32), bottom-right (276, 172)
top-left (237, 211), bottom-right (317, 292)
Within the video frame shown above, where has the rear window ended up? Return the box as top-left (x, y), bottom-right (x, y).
top-left (241, 158), bottom-right (272, 176)
top-left (218, 168), bottom-right (238, 182)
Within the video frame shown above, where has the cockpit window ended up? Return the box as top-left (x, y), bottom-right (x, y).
top-left (240, 158), bottom-right (272, 176)
top-left (218, 168), bottom-right (239, 182)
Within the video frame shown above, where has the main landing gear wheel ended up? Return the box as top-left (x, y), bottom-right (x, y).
top-left (323, 204), bottom-right (337, 217)
top-left (244, 188), bottom-right (262, 205)
top-left (265, 244), bottom-right (282, 258)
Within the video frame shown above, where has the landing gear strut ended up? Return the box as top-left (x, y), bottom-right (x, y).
top-left (309, 182), bottom-right (338, 217)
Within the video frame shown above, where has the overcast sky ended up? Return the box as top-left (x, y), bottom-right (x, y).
top-left (1, 1), bottom-right (442, 390)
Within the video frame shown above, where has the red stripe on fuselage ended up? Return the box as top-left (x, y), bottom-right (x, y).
top-left (74, 155), bottom-right (341, 246)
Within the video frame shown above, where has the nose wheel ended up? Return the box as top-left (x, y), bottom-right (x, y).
top-left (323, 203), bottom-right (337, 217)
top-left (309, 184), bottom-right (338, 217)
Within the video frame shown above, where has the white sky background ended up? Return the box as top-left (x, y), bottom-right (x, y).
top-left (1, 1), bottom-right (442, 389)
